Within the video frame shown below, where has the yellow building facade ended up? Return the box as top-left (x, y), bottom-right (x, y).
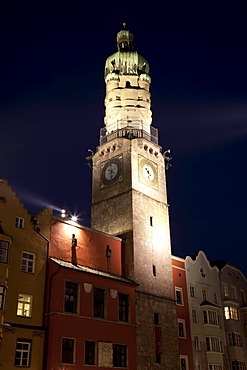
top-left (0, 179), bottom-right (51, 369)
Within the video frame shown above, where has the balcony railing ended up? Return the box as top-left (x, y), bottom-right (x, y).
top-left (100, 123), bottom-right (158, 145)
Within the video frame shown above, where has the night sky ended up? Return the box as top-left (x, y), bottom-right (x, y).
top-left (1, 3), bottom-right (247, 274)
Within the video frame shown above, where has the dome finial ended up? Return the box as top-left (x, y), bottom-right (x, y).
top-left (123, 22), bottom-right (127, 29)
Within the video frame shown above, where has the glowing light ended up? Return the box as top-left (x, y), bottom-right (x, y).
top-left (71, 216), bottom-right (77, 222)
top-left (61, 209), bottom-right (67, 218)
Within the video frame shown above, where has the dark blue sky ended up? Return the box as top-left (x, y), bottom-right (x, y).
top-left (1, 3), bottom-right (247, 274)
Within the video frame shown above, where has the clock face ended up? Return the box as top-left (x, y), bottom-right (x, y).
top-left (101, 156), bottom-right (123, 187)
top-left (139, 156), bottom-right (158, 189)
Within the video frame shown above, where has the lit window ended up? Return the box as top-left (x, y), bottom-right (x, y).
top-left (94, 288), bottom-right (105, 318)
top-left (223, 283), bottom-right (229, 297)
top-left (0, 285), bottom-right (6, 310)
top-left (62, 338), bottom-right (75, 364)
top-left (113, 344), bottom-right (127, 367)
top-left (118, 293), bottom-right (129, 322)
top-left (175, 287), bottom-right (183, 305)
top-left (64, 281), bottom-right (78, 313)
top-left (21, 252), bottom-right (35, 273)
top-left (16, 217), bottom-right (24, 229)
top-left (15, 339), bottom-right (32, 366)
top-left (178, 320), bottom-right (186, 338)
top-left (17, 294), bottom-right (32, 317)
top-left (0, 240), bottom-right (9, 263)
top-left (224, 306), bottom-right (239, 321)
top-left (85, 341), bottom-right (95, 365)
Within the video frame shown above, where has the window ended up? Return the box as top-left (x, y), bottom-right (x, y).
top-left (156, 353), bottom-right (161, 364)
top-left (192, 309), bottom-right (197, 323)
top-left (178, 320), bottom-right (186, 338)
top-left (64, 281), bottom-right (78, 313)
top-left (94, 288), bottom-right (105, 318)
top-left (17, 294), bottom-right (32, 317)
top-left (62, 338), bottom-right (75, 364)
top-left (175, 287), bottom-right (183, 305)
top-left (194, 336), bottom-right (200, 350)
top-left (15, 339), bottom-right (32, 366)
top-left (180, 356), bottom-right (188, 370)
top-left (150, 216), bottom-right (153, 226)
top-left (202, 289), bottom-right (207, 301)
top-left (203, 310), bottom-right (219, 325)
top-left (214, 292), bottom-right (218, 304)
top-left (208, 365), bottom-right (224, 370)
top-left (152, 265), bottom-right (156, 276)
top-left (231, 285), bottom-right (237, 300)
top-left (223, 283), bottom-right (229, 297)
top-left (113, 344), bottom-right (127, 367)
top-left (118, 293), bottom-right (129, 322)
top-left (240, 289), bottom-right (246, 304)
top-left (154, 313), bottom-right (159, 326)
top-left (16, 217), bottom-right (24, 229)
top-left (224, 306), bottom-right (239, 320)
top-left (85, 341), bottom-right (95, 365)
top-left (0, 240), bottom-right (9, 263)
top-left (231, 361), bottom-right (246, 370)
top-left (190, 285), bottom-right (196, 298)
top-left (0, 286), bottom-right (6, 310)
top-left (205, 336), bottom-right (223, 352)
top-left (228, 332), bottom-right (243, 347)
top-left (21, 252), bottom-right (35, 273)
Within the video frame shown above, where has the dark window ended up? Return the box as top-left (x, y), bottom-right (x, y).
top-left (113, 344), bottom-right (127, 367)
top-left (154, 313), bottom-right (159, 326)
top-left (64, 281), bottom-right (78, 313)
top-left (94, 288), bottom-right (105, 318)
top-left (150, 216), bottom-right (153, 226)
top-left (15, 339), bottom-right (32, 367)
top-left (181, 358), bottom-right (187, 370)
top-left (85, 341), bottom-right (95, 365)
top-left (119, 293), bottom-right (129, 322)
top-left (0, 240), bottom-right (9, 263)
top-left (15, 217), bottom-right (24, 229)
top-left (0, 286), bottom-right (6, 310)
top-left (62, 338), bottom-right (74, 364)
top-left (153, 265), bottom-right (156, 276)
top-left (178, 322), bottom-right (185, 338)
top-left (156, 354), bottom-right (161, 363)
top-left (176, 288), bottom-right (183, 305)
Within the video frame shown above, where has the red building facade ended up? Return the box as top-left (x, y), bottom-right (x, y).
top-left (44, 218), bottom-right (137, 369)
top-left (172, 256), bottom-right (194, 369)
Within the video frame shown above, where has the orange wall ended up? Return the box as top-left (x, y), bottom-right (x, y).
top-left (49, 219), bottom-right (122, 275)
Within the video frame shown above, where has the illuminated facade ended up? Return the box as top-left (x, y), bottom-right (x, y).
top-left (0, 179), bottom-right (51, 369)
top-left (185, 251), bottom-right (229, 370)
top-left (45, 218), bottom-right (137, 369)
top-left (91, 25), bottom-right (179, 368)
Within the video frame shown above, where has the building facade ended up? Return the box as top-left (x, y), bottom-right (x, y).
top-left (172, 255), bottom-right (194, 369)
top-left (0, 179), bottom-right (51, 369)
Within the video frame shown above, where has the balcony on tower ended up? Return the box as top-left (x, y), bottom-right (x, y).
top-left (100, 119), bottom-right (158, 145)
